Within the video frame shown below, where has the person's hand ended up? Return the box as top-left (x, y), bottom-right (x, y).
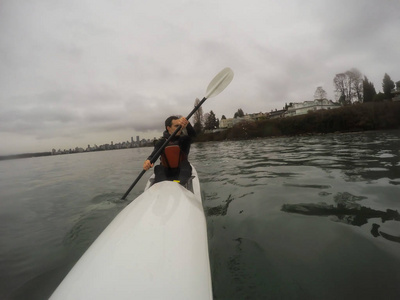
top-left (143, 160), bottom-right (154, 170)
top-left (178, 117), bottom-right (189, 129)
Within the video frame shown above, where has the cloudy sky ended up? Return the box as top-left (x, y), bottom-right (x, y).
top-left (1, 0), bottom-right (399, 155)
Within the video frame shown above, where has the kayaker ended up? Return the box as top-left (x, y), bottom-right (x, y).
top-left (143, 116), bottom-right (196, 185)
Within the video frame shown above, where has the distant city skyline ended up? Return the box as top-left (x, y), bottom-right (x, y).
top-left (51, 135), bottom-right (156, 155)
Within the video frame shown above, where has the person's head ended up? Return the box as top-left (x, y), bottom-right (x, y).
top-left (165, 116), bottom-right (182, 136)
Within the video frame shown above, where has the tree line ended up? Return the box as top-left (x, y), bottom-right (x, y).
top-left (195, 101), bottom-right (400, 142)
top-left (192, 70), bottom-right (399, 133)
top-left (333, 69), bottom-right (398, 105)
top-left (192, 97), bottom-right (246, 132)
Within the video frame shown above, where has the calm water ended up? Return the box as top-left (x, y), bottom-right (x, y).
top-left (1, 130), bottom-right (400, 299)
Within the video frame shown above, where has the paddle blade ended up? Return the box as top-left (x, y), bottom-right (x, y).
top-left (205, 67), bottom-right (234, 99)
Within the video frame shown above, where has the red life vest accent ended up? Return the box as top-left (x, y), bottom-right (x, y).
top-left (161, 144), bottom-right (187, 168)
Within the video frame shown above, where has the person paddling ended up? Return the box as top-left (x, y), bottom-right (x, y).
top-left (143, 116), bottom-right (196, 185)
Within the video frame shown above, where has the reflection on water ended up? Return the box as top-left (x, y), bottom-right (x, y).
top-left (205, 194), bottom-right (234, 216)
top-left (282, 191), bottom-right (400, 243)
top-left (194, 130), bottom-right (400, 299)
top-left (62, 193), bottom-right (128, 254)
top-left (6, 193), bottom-right (130, 300)
top-left (1, 130), bottom-right (400, 299)
top-left (205, 193), bottom-right (254, 217)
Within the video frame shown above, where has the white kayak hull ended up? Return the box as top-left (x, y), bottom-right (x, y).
top-left (51, 166), bottom-right (212, 300)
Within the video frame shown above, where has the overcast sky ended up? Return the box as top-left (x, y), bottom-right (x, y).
top-left (1, 0), bottom-right (399, 155)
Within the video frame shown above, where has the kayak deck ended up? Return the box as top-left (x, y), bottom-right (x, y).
top-left (50, 166), bottom-right (212, 300)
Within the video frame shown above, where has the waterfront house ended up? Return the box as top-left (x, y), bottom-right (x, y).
top-left (268, 109), bottom-right (287, 119)
top-left (285, 99), bottom-right (340, 117)
top-left (392, 86), bottom-right (400, 102)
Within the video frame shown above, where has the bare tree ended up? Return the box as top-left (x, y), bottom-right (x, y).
top-left (347, 68), bottom-right (363, 102)
top-left (192, 98), bottom-right (204, 133)
top-left (333, 68), bottom-right (363, 104)
top-left (314, 86), bottom-right (327, 100)
top-left (334, 73), bottom-right (350, 104)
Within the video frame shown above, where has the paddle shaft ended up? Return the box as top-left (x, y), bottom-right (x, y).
top-left (121, 97), bottom-right (207, 200)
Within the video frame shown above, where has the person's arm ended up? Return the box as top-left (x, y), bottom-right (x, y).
top-left (176, 117), bottom-right (196, 138)
top-left (143, 159), bottom-right (153, 171)
top-left (179, 122), bottom-right (196, 155)
top-left (185, 122), bottom-right (196, 138)
top-left (143, 139), bottom-right (164, 170)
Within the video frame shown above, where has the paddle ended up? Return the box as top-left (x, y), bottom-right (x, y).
top-left (121, 67), bottom-right (234, 200)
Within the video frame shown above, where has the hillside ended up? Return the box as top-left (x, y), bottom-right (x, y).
top-left (195, 101), bottom-right (400, 142)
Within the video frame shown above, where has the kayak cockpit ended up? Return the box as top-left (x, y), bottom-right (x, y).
top-left (146, 175), bottom-right (195, 193)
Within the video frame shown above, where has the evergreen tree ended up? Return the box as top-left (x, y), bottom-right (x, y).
top-left (362, 76), bottom-right (376, 103)
top-left (382, 73), bottom-right (395, 100)
top-left (373, 92), bottom-right (386, 102)
top-left (234, 108), bottom-right (244, 118)
top-left (193, 120), bottom-right (203, 133)
top-left (204, 110), bottom-right (218, 130)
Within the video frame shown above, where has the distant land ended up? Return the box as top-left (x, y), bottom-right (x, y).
top-left (0, 142), bottom-right (154, 161)
top-left (1, 101), bottom-right (399, 161)
top-left (0, 152), bottom-right (53, 161)
top-left (195, 101), bottom-right (400, 142)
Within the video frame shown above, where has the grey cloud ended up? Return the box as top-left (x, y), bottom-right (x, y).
top-left (1, 0), bottom-right (399, 154)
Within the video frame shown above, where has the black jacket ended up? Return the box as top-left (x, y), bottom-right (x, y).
top-left (147, 123), bottom-right (196, 164)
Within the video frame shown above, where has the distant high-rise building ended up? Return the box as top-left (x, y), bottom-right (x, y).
top-left (136, 136), bottom-right (139, 142)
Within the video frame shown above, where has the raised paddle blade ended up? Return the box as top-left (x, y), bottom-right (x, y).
top-left (205, 67), bottom-right (234, 99)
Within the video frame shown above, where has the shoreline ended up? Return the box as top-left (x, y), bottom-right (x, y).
top-left (194, 101), bottom-right (400, 143)
top-left (2, 102), bottom-right (399, 161)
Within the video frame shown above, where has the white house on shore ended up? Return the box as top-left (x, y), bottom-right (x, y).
top-left (392, 86), bottom-right (400, 102)
top-left (219, 117), bottom-right (244, 128)
top-left (219, 100), bottom-right (341, 129)
top-left (285, 99), bottom-right (340, 117)
top-left (219, 112), bottom-right (266, 128)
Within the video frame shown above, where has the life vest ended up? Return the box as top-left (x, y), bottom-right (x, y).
top-left (160, 142), bottom-right (187, 169)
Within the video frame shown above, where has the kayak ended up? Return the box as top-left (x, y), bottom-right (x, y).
top-left (50, 165), bottom-right (212, 300)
